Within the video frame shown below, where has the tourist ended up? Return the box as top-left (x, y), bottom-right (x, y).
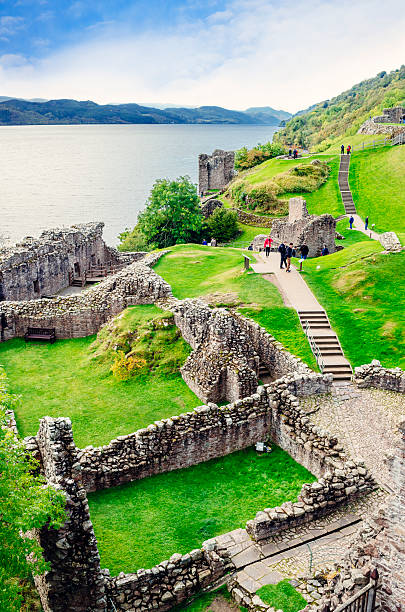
top-left (293, 148), bottom-right (298, 159)
top-left (321, 244), bottom-right (329, 256)
top-left (300, 244), bottom-right (309, 260)
top-left (278, 242), bottom-right (287, 269)
top-left (347, 145), bottom-right (351, 154)
top-left (285, 243), bottom-right (295, 272)
top-left (288, 148), bottom-right (292, 157)
top-left (210, 237), bottom-right (217, 247)
top-left (349, 215), bottom-right (354, 229)
top-left (365, 216), bottom-right (369, 230)
top-left (341, 144), bottom-right (344, 154)
top-left (202, 238), bottom-right (207, 245)
top-left (264, 235), bottom-right (272, 257)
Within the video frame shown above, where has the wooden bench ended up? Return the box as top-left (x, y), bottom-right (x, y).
top-left (24, 327), bottom-right (56, 343)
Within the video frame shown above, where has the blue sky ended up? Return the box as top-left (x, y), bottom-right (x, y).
top-left (0, 0), bottom-right (405, 112)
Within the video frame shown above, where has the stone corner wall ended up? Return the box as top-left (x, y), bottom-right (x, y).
top-left (354, 361), bottom-right (405, 393)
top-left (288, 196), bottom-right (310, 223)
top-left (199, 149), bottom-right (235, 195)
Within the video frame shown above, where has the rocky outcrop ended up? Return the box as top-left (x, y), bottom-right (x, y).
top-left (200, 198), bottom-right (223, 218)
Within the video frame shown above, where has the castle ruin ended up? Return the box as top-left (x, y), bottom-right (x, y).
top-left (198, 149), bottom-right (235, 195)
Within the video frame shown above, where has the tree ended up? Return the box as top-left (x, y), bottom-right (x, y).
top-left (204, 208), bottom-right (239, 242)
top-left (137, 176), bottom-right (203, 248)
top-left (118, 226), bottom-right (149, 252)
top-left (0, 369), bottom-right (66, 612)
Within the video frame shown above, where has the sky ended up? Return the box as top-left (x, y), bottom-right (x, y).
top-left (0, 0), bottom-right (404, 113)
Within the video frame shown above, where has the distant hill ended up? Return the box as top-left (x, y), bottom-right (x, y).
top-left (274, 66), bottom-right (405, 149)
top-left (0, 98), bottom-right (287, 126)
top-left (245, 106), bottom-right (292, 122)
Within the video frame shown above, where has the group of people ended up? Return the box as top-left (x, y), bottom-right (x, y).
top-left (288, 147), bottom-right (299, 159)
top-left (341, 144), bottom-right (351, 154)
top-left (263, 235), bottom-right (329, 271)
top-left (202, 237), bottom-right (217, 246)
top-left (349, 215), bottom-right (370, 230)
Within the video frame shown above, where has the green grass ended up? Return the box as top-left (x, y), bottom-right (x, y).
top-left (154, 245), bottom-right (317, 369)
top-left (336, 218), bottom-right (374, 247)
top-left (301, 244), bottom-right (405, 368)
top-left (88, 445), bottom-right (315, 574)
top-left (0, 305), bottom-right (200, 447)
top-left (350, 146), bottom-right (405, 239)
top-left (257, 580), bottom-right (307, 612)
top-left (233, 222), bottom-right (272, 246)
top-left (243, 156), bottom-right (316, 185)
top-left (320, 133), bottom-right (391, 154)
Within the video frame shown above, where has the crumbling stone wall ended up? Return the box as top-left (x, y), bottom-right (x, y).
top-left (78, 372), bottom-right (332, 493)
top-left (355, 361), bottom-right (405, 393)
top-left (199, 149), bottom-right (235, 195)
top-left (271, 197), bottom-right (336, 257)
top-left (200, 198), bottom-right (223, 218)
top-left (0, 253), bottom-right (170, 341)
top-left (0, 222), bottom-right (137, 301)
top-left (32, 417), bottom-right (107, 612)
top-left (374, 106), bottom-right (405, 123)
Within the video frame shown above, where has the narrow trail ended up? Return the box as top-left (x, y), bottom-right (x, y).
top-left (251, 252), bottom-right (352, 381)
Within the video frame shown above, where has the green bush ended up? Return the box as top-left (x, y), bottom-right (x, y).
top-left (204, 208), bottom-right (239, 242)
top-left (246, 184), bottom-right (283, 213)
top-left (118, 226), bottom-right (149, 252)
top-left (235, 141), bottom-right (285, 170)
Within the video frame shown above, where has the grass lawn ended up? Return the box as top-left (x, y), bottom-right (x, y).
top-left (154, 245), bottom-right (317, 369)
top-left (349, 146), bottom-right (405, 241)
top-left (0, 305), bottom-right (200, 447)
top-left (301, 244), bottom-right (405, 368)
top-left (233, 222), bottom-right (272, 246)
top-left (256, 580), bottom-right (307, 612)
top-left (319, 133), bottom-right (390, 155)
top-left (243, 156), bottom-right (317, 185)
top-left (88, 445), bottom-right (315, 574)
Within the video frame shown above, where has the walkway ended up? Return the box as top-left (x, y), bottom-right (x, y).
top-left (251, 252), bottom-right (352, 381)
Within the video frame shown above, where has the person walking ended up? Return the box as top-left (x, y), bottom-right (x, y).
top-left (264, 235), bottom-right (272, 257)
top-left (341, 144), bottom-right (345, 154)
top-left (288, 148), bottom-right (292, 157)
top-left (286, 243), bottom-right (295, 272)
top-left (346, 144), bottom-right (351, 154)
top-left (278, 242), bottom-right (287, 269)
top-left (349, 215), bottom-right (354, 229)
top-left (365, 216), bottom-right (369, 230)
top-left (293, 148), bottom-right (298, 159)
top-left (321, 244), bottom-right (329, 256)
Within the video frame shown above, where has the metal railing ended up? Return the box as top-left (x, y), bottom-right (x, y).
top-left (321, 568), bottom-right (379, 612)
top-left (305, 320), bottom-right (325, 373)
top-left (352, 133), bottom-right (405, 151)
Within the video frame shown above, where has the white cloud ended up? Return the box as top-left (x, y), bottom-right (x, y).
top-left (0, 0), bottom-right (404, 112)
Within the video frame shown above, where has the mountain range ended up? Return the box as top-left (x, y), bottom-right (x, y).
top-left (0, 98), bottom-right (291, 126)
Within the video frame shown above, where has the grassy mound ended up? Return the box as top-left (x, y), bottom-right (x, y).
top-left (257, 580), bottom-right (307, 612)
top-left (88, 445), bottom-right (315, 573)
top-left (0, 305), bottom-right (199, 447)
top-left (154, 245), bottom-right (317, 370)
top-left (350, 146), bottom-right (405, 242)
top-left (301, 245), bottom-right (405, 368)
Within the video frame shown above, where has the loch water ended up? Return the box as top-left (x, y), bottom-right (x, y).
top-left (0, 123), bottom-right (278, 246)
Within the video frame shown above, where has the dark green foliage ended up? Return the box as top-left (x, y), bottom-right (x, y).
top-left (257, 580), bottom-right (308, 612)
top-left (204, 207), bottom-right (239, 242)
top-left (275, 65), bottom-right (405, 149)
top-left (88, 446), bottom-right (315, 573)
top-left (235, 141), bottom-right (286, 170)
top-left (137, 176), bottom-right (203, 248)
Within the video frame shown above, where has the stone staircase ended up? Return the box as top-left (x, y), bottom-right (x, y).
top-left (338, 154), bottom-right (356, 215)
top-left (298, 310), bottom-right (353, 381)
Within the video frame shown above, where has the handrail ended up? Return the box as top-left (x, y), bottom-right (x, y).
top-left (305, 320), bottom-right (325, 373)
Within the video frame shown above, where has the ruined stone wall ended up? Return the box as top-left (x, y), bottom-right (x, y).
top-left (78, 372), bottom-right (332, 493)
top-left (105, 546), bottom-right (231, 611)
top-left (0, 223), bottom-right (128, 301)
top-left (271, 198), bottom-right (336, 257)
top-left (245, 382), bottom-right (375, 541)
top-left (374, 106), bottom-right (405, 123)
top-left (200, 198), bottom-right (223, 218)
top-left (199, 149), bottom-right (235, 195)
top-left (355, 361), bottom-right (405, 393)
top-left (33, 417), bottom-right (107, 612)
top-left (0, 253), bottom-right (170, 341)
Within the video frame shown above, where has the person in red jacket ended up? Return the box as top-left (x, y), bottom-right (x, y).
top-left (264, 236), bottom-right (273, 257)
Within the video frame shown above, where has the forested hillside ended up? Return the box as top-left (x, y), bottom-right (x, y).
top-left (275, 66), bottom-right (405, 149)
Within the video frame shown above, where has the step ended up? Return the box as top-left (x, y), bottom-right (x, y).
top-left (324, 365), bottom-right (352, 373)
top-left (329, 373), bottom-right (352, 381)
top-left (298, 310), bottom-right (326, 315)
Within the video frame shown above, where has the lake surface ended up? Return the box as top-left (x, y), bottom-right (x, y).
top-left (0, 124), bottom-right (278, 246)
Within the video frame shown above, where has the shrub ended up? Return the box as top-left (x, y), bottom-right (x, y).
top-left (204, 208), bottom-right (239, 242)
top-left (111, 351), bottom-right (147, 381)
top-left (118, 226), bottom-right (149, 252)
top-left (246, 184), bottom-right (280, 212)
top-left (235, 141), bottom-right (286, 170)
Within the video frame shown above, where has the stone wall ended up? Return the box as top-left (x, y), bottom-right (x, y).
top-left (104, 545), bottom-right (231, 611)
top-left (78, 372), bottom-right (332, 493)
top-left (199, 149), bottom-right (235, 195)
top-left (235, 208), bottom-right (273, 228)
top-left (357, 118), bottom-right (405, 136)
top-left (200, 198), bottom-right (224, 218)
top-left (32, 417), bottom-right (107, 612)
top-left (0, 253), bottom-right (170, 341)
top-left (374, 106), bottom-right (405, 124)
top-left (355, 361), bottom-right (405, 393)
top-left (245, 382), bottom-right (375, 541)
top-left (0, 222), bottom-right (135, 301)
top-left (271, 198), bottom-right (336, 257)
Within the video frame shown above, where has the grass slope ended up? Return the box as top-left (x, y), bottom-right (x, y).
top-left (301, 244), bottom-right (405, 368)
top-left (88, 445), bottom-right (315, 573)
top-left (257, 580), bottom-right (307, 612)
top-left (350, 146), bottom-right (405, 242)
top-left (336, 218), bottom-right (374, 247)
top-left (154, 245), bottom-right (317, 369)
top-left (0, 305), bottom-right (199, 447)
